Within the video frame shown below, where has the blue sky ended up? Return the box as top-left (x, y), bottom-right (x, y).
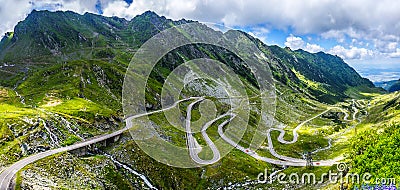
top-left (1, 0), bottom-right (400, 82)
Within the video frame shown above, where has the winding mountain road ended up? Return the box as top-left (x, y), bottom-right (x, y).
top-left (259, 100), bottom-right (359, 165)
top-left (263, 107), bottom-right (344, 164)
top-left (186, 100), bottom-right (346, 167)
top-left (0, 97), bottom-right (200, 190)
top-left (215, 109), bottom-right (343, 166)
top-left (185, 98), bottom-right (222, 165)
top-left (215, 112), bottom-right (341, 166)
top-left (0, 97), bottom-right (358, 189)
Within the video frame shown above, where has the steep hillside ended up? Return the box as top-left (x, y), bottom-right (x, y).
top-left (347, 92), bottom-right (400, 188)
top-left (374, 79), bottom-right (398, 90)
top-left (265, 46), bottom-right (377, 103)
top-left (374, 79), bottom-right (400, 92)
top-left (388, 80), bottom-right (400, 92)
top-left (0, 10), bottom-right (186, 62)
top-left (0, 11), bottom-right (380, 104)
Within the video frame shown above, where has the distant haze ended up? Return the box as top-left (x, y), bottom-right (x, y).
top-left (348, 59), bottom-right (400, 82)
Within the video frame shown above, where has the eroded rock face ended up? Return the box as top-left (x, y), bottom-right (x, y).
top-left (19, 152), bottom-right (151, 190)
top-left (0, 114), bottom-right (122, 169)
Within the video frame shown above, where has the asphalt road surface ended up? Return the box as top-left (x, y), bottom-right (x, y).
top-left (0, 96), bottom-right (355, 189)
top-left (0, 97), bottom-right (199, 190)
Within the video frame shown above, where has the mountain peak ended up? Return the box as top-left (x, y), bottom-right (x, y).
top-left (132, 10), bottom-right (168, 22)
top-left (141, 10), bottom-right (160, 17)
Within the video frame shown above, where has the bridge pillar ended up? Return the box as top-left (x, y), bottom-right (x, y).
top-left (69, 146), bottom-right (88, 156)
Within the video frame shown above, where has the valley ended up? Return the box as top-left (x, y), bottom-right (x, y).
top-left (0, 86), bottom-right (377, 189)
top-left (0, 10), bottom-right (396, 190)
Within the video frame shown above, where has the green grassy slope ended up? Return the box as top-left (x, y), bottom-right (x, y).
top-left (347, 92), bottom-right (400, 188)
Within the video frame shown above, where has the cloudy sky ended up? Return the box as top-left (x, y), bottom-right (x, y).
top-left (1, 0), bottom-right (400, 81)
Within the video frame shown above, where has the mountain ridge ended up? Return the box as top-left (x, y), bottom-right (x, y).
top-left (0, 10), bottom-right (381, 104)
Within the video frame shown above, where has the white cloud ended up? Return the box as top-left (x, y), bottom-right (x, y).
top-left (102, 1), bottom-right (132, 18)
top-left (389, 49), bottom-right (400, 58)
top-left (102, 0), bottom-right (198, 20)
top-left (247, 27), bottom-right (269, 43)
top-left (1, 0), bottom-right (400, 63)
top-left (328, 45), bottom-right (374, 60)
top-left (284, 35), bottom-right (304, 50)
top-left (102, 0), bottom-right (399, 60)
top-left (374, 39), bottom-right (399, 53)
top-left (0, 0), bottom-right (109, 37)
top-left (97, 0), bottom-right (400, 37)
top-left (361, 72), bottom-right (400, 82)
top-left (285, 34), bottom-right (375, 60)
top-left (305, 43), bottom-right (325, 53)
top-left (0, 0), bottom-right (32, 37)
top-left (284, 35), bottom-right (324, 53)
top-left (321, 30), bottom-right (346, 43)
top-left (58, 0), bottom-right (98, 13)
